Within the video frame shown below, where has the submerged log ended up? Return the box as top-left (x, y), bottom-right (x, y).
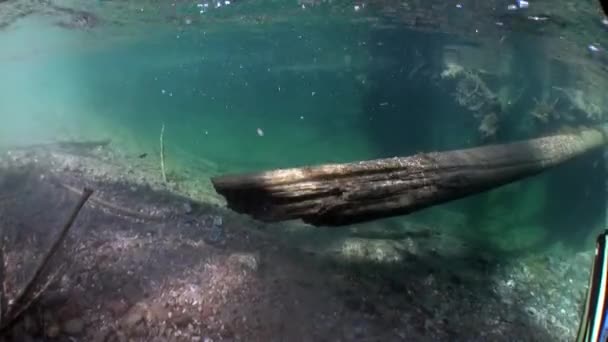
top-left (212, 126), bottom-right (608, 226)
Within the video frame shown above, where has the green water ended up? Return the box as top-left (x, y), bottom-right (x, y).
top-left (1, 0), bottom-right (607, 254)
top-left (1, 11), bottom-right (383, 171)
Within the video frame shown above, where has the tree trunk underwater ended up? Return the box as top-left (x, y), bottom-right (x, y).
top-left (212, 126), bottom-right (608, 226)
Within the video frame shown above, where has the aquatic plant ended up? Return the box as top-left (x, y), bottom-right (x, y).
top-left (440, 62), bottom-right (503, 139)
top-left (439, 62), bottom-right (464, 79)
top-left (478, 112), bottom-right (499, 138)
top-left (160, 123), bottom-right (168, 184)
top-left (530, 97), bottom-right (560, 123)
top-left (553, 87), bottom-right (605, 122)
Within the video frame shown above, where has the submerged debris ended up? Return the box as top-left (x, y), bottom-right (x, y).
top-left (440, 62), bottom-right (503, 139)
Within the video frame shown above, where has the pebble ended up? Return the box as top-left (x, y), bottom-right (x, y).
top-left (107, 299), bottom-right (130, 317)
top-left (182, 201), bottom-right (193, 214)
top-left (121, 303), bottom-right (146, 328)
top-left (228, 253), bottom-right (260, 272)
top-left (147, 301), bottom-right (170, 322)
top-left (170, 312), bottom-right (193, 327)
top-left (23, 315), bottom-right (39, 335)
top-left (46, 324), bottom-right (61, 338)
top-left (20, 335), bottom-right (36, 342)
top-left (92, 328), bottom-right (111, 342)
top-left (63, 318), bottom-right (85, 335)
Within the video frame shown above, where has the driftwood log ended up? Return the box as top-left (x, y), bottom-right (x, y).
top-left (212, 126), bottom-right (608, 226)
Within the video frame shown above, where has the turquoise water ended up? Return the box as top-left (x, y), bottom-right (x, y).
top-left (1, 0), bottom-right (607, 253)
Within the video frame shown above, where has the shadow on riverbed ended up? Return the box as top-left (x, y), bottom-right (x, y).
top-left (0, 156), bottom-right (559, 341)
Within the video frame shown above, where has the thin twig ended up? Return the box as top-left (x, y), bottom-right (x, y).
top-left (0, 188), bottom-right (92, 332)
top-left (58, 183), bottom-right (162, 221)
top-left (3, 265), bottom-right (65, 331)
top-left (160, 123), bottom-right (168, 183)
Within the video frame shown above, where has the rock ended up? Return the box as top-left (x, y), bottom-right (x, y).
top-left (182, 201), bottom-right (193, 214)
top-left (46, 323), bottom-right (61, 338)
top-left (132, 322), bottom-right (148, 337)
top-left (115, 331), bottom-right (129, 342)
top-left (150, 337), bottom-right (168, 342)
top-left (63, 318), bottom-right (85, 335)
top-left (107, 299), bottom-right (130, 317)
top-left (170, 312), bottom-right (193, 327)
top-left (121, 283), bottom-right (142, 299)
top-left (56, 295), bottom-right (83, 319)
top-left (146, 301), bottom-right (169, 322)
top-left (121, 302), bottom-right (147, 329)
top-left (19, 334), bottom-right (36, 342)
top-left (228, 253), bottom-right (260, 272)
top-left (40, 291), bottom-right (69, 308)
top-left (23, 314), bottom-right (39, 335)
top-left (92, 328), bottom-right (111, 342)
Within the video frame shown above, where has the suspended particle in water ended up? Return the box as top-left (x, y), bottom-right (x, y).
top-left (311, 91), bottom-right (316, 96)
top-left (354, 5), bottom-right (360, 11)
top-left (161, 89), bottom-right (166, 94)
top-left (257, 128), bottom-right (264, 137)
top-left (300, 116), bottom-right (304, 120)
top-left (527, 15), bottom-right (547, 21)
top-left (185, 18), bottom-right (192, 25)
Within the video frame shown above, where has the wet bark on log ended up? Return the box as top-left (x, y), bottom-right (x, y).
top-left (212, 127), bottom-right (608, 226)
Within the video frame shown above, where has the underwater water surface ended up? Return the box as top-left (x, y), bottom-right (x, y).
top-left (0, 0), bottom-right (607, 255)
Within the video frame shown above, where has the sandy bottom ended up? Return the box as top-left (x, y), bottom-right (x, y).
top-left (0, 141), bottom-right (590, 341)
